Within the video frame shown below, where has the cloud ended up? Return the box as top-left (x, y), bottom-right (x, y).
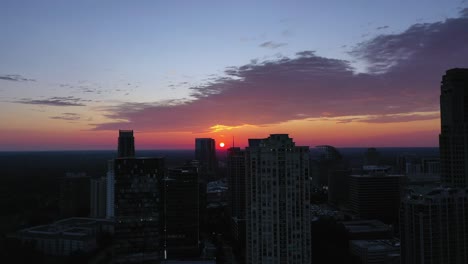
top-left (15, 96), bottom-right (90, 106)
top-left (350, 14), bottom-right (468, 74)
top-left (50, 113), bottom-right (81, 121)
top-left (93, 12), bottom-right (468, 133)
top-left (259, 41), bottom-right (288, 49)
top-left (460, 8), bottom-right (468, 17)
top-left (0, 74), bottom-right (35, 82)
top-left (376, 25), bottom-right (389, 30)
top-left (337, 113), bottom-right (440, 124)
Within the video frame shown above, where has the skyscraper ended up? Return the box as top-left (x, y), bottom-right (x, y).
top-left (400, 69), bottom-right (468, 264)
top-left (439, 68), bottom-right (468, 187)
top-left (114, 157), bottom-right (165, 263)
top-left (162, 167), bottom-right (199, 259)
top-left (118, 130), bottom-right (135, 158)
top-left (400, 187), bottom-right (468, 264)
top-left (227, 147), bottom-right (246, 252)
top-left (195, 138), bottom-right (217, 178)
top-left (245, 134), bottom-right (311, 264)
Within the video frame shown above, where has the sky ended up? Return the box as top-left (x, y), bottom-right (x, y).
top-left (1, 0), bottom-right (467, 150)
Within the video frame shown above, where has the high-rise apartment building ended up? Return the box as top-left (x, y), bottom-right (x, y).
top-left (114, 157), bottom-right (165, 263)
top-left (245, 134), bottom-right (311, 264)
top-left (118, 130), bottom-right (135, 158)
top-left (162, 167), bottom-right (199, 259)
top-left (439, 68), bottom-right (468, 187)
top-left (400, 187), bottom-right (468, 264)
top-left (106, 130), bottom-right (136, 219)
top-left (195, 138), bottom-right (217, 177)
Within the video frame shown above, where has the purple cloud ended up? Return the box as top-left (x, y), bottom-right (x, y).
top-left (94, 13), bottom-right (468, 133)
top-left (259, 41), bottom-right (288, 49)
top-left (50, 113), bottom-right (81, 121)
top-left (16, 96), bottom-right (89, 106)
top-left (0, 74), bottom-right (35, 82)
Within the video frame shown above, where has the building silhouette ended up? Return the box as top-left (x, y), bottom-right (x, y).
top-left (439, 68), bottom-right (468, 187)
top-left (105, 130), bottom-right (136, 220)
top-left (113, 157), bottom-right (165, 262)
top-left (401, 187), bottom-right (468, 264)
top-left (245, 134), bottom-right (311, 263)
top-left (90, 176), bottom-right (107, 218)
top-left (227, 147), bottom-right (247, 257)
top-left (401, 68), bottom-right (468, 264)
top-left (163, 167), bottom-right (200, 259)
top-left (106, 159), bottom-right (115, 219)
top-left (59, 172), bottom-right (90, 218)
top-left (195, 138), bottom-right (217, 178)
top-left (348, 172), bottom-right (405, 224)
top-left (312, 145), bottom-right (343, 187)
top-left (118, 130), bottom-right (135, 158)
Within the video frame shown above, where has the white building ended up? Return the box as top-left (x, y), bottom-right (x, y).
top-left (246, 134), bottom-right (311, 264)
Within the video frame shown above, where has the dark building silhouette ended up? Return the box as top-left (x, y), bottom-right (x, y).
top-left (328, 169), bottom-right (351, 207)
top-left (90, 176), bottom-right (107, 218)
top-left (227, 147), bottom-right (246, 257)
top-left (114, 157), bottom-right (165, 263)
top-left (364, 147), bottom-right (380, 166)
top-left (439, 68), bottom-right (468, 187)
top-left (401, 69), bottom-right (468, 264)
top-left (245, 134), bottom-right (311, 263)
top-left (401, 187), bottom-right (468, 264)
top-left (195, 138), bottom-right (217, 178)
top-left (59, 172), bottom-right (90, 218)
top-left (348, 172), bottom-right (405, 224)
top-left (313, 145), bottom-right (343, 187)
top-left (118, 130), bottom-right (135, 158)
top-left (163, 167), bottom-right (200, 259)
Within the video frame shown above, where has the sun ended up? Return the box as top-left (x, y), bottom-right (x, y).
top-left (219, 142), bottom-right (225, 148)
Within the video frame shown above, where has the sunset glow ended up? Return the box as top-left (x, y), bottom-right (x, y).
top-left (0, 1), bottom-right (467, 150)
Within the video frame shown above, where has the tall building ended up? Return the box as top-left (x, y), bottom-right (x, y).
top-left (227, 147), bottom-right (247, 253)
top-left (59, 172), bottom-right (90, 218)
top-left (118, 130), bottom-right (135, 158)
top-left (90, 176), bottom-right (107, 218)
top-left (195, 138), bottom-right (217, 178)
top-left (114, 157), bottom-right (165, 263)
top-left (439, 68), bottom-right (468, 187)
top-left (245, 134), bottom-right (311, 264)
top-left (400, 187), bottom-right (468, 264)
top-left (348, 172), bottom-right (405, 224)
top-left (162, 167), bottom-right (200, 259)
top-left (106, 159), bottom-right (115, 219)
top-left (400, 69), bottom-right (468, 264)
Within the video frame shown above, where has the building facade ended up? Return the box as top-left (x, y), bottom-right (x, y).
top-left (195, 138), bottom-right (217, 178)
top-left (400, 69), bottom-right (468, 264)
top-left (348, 173), bottom-right (405, 224)
top-left (439, 68), bottom-right (468, 187)
top-left (90, 176), bottom-right (107, 218)
top-left (118, 130), bottom-right (135, 158)
top-left (163, 167), bottom-right (200, 259)
top-left (400, 188), bottom-right (468, 264)
top-left (245, 134), bottom-right (311, 264)
top-left (114, 157), bottom-right (165, 263)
